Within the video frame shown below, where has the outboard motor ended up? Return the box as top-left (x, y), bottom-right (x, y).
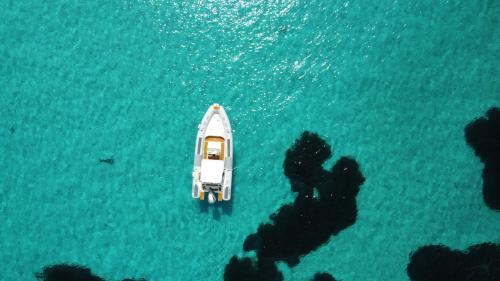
top-left (208, 192), bottom-right (216, 204)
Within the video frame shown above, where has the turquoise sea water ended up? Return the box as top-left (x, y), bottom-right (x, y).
top-left (1, 0), bottom-right (499, 280)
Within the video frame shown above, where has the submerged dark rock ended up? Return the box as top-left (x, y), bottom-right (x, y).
top-left (244, 132), bottom-right (364, 265)
top-left (465, 107), bottom-right (500, 210)
top-left (407, 243), bottom-right (500, 281)
top-left (225, 131), bottom-right (364, 279)
top-left (243, 233), bottom-right (261, 252)
top-left (35, 264), bottom-right (105, 281)
top-left (311, 272), bottom-right (337, 281)
top-left (223, 256), bottom-right (283, 281)
top-left (36, 264), bottom-right (147, 281)
top-left (284, 131), bottom-right (332, 193)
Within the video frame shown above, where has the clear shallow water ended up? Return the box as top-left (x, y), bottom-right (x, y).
top-left (0, 1), bottom-right (499, 280)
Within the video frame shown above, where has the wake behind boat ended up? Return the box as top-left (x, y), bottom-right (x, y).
top-left (192, 104), bottom-right (233, 204)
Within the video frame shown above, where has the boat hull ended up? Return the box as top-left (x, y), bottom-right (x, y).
top-left (192, 104), bottom-right (233, 202)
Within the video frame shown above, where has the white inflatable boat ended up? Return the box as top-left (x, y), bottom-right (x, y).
top-left (192, 104), bottom-right (233, 204)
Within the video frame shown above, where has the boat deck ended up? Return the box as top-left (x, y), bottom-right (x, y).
top-left (203, 136), bottom-right (225, 160)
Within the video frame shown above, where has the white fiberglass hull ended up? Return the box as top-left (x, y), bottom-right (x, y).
top-left (192, 104), bottom-right (233, 203)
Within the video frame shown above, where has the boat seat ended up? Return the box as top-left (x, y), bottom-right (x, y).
top-left (203, 137), bottom-right (225, 160)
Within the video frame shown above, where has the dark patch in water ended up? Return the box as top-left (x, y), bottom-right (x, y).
top-left (99, 158), bottom-right (114, 165)
top-left (224, 131), bottom-right (364, 280)
top-left (224, 256), bottom-right (283, 281)
top-left (311, 272), bottom-right (338, 281)
top-left (36, 264), bottom-right (146, 281)
top-left (407, 243), bottom-right (500, 281)
top-left (465, 107), bottom-right (500, 210)
top-left (244, 132), bottom-right (364, 264)
top-left (10, 126), bottom-right (15, 134)
top-left (35, 264), bottom-right (105, 281)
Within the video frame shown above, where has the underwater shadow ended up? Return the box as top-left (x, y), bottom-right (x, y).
top-left (35, 264), bottom-right (146, 281)
top-left (224, 131), bottom-right (364, 280)
top-left (465, 107), bottom-right (500, 211)
top-left (407, 243), bottom-right (500, 281)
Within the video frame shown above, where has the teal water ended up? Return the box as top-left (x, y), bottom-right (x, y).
top-left (1, 0), bottom-right (499, 280)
